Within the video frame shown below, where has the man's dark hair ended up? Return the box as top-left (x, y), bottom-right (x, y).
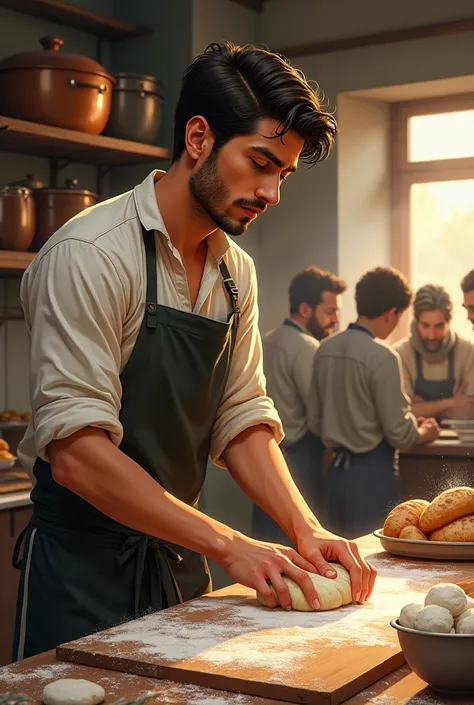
top-left (356, 267), bottom-right (412, 319)
top-left (289, 266), bottom-right (347, 314)
top-left (172, 41), bottom-right (337, 164)
top-left (461, 269), bottom-right (474, 294)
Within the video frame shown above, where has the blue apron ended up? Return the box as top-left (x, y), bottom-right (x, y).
top-left (252, 319), bottom-right (324, 546)
top-left (414, 347), bottom-right (455, 401)
top-left (324, 323), bottom-right (401, 540)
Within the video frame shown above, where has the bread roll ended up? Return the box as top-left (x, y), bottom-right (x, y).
top-left (419, 487), bottom-right (474, 534)
top-left (383, 500), bottom-right (429, 538)
top-left (429, 515), bottom-right (474, 542)
top-left (399, 526), bottom-right (428, 541)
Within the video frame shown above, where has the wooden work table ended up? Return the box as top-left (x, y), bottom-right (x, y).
top-left (399, 439), bottom-right (474, 501)
top-left (1, 534), bottom-right (473, 705)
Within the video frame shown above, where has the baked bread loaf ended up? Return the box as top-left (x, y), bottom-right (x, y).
top-left (419, 487), bottom-right (474, 534)
top-left (429, 515), bottom-right (474, 542)
top-left (383, 499), bottom-right (429, 538)
top-left (399, 526), bottom-right (428, 541)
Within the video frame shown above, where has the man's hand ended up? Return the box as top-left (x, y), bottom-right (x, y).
top-left (214, 528), bottom-right (377, 610)
top-left (295, 525), bottom-right (377, 604)
top-left (417, 417), bottom-right (440, 443)
top-left (215, 533), bottom-right (324, 610)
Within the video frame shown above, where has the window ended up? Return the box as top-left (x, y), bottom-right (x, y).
top-left (391, 95), bottom-right (474, 340)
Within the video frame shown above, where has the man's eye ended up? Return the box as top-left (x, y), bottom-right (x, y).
top-left (252, 159), bottom-right (267, 171)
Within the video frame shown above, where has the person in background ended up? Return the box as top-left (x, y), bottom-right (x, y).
top-left (253, 266), bottom-right (347, 543)
top-left (308, 267), bottom-right (439, 539)
top-left (461, 270), bottom-right (474, 330)
top-left (395, 284), bottom-right (474, 420)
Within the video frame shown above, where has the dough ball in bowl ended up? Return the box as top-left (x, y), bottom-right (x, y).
top-left (399, 602), bottom-right (423, 628)
top-left (399, 526), bottom-right (427, 541)
top-left (413, 605), bottom-right (454, 633)
top-left (425, 583), bottom-right (468, 617)
top-left (457, 615), bottom-right (474, 634)
top-left (455, 607), bottom-right (474, 630)
top-left (383, 499), bottom-right (429, 538)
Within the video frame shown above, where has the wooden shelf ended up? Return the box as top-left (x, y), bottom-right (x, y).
top-left (0, 251), bottom-right (35, 278)
top-left (0, 0), bottom-right (152, 40)
top-left (0, 115), bottom-right (170, 166)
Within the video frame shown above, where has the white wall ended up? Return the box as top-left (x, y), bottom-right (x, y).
top-left (256, 1), bottom-right (474, 332)
top-left (337, 95), bottom-right (390, 327)
top-left (191, 0), bottom-right (258, 56)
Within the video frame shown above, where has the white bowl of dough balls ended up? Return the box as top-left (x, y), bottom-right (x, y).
top-left (382, 487), bottom-right (474, 542)
top-left (391, 583), bottom-right (474, 693)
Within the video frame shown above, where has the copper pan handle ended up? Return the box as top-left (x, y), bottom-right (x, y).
top-left (68, 78), bottom-right (107, 94)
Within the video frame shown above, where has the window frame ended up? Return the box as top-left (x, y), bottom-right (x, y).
top-left (391, 93), bottom-right (474, 283)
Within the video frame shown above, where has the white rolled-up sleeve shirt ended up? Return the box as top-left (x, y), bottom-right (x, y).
top-left (18, 170), bottom-right (283, 477)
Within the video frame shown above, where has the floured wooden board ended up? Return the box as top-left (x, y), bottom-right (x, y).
top-left (56, 550), bottom-right (474, 705)
top-left (0, 650), bottom-right (281, 705)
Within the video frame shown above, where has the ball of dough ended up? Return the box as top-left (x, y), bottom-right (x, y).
top-left (383, 500), bottom-right (429, 538)
top-left (419, 487), bottom-right (474, 534)
top-left (42, 680), bottom-right (105, 705)
top-left (413, 605), bottom-right (454, 634)
top-left (425, 583), bottom-right (468, 617)
top-left (256, 562), bottom-right (352, 612)
top-left (399, 602), bottom-right (423, 628)
top-left (399, 526), bottom-right (428, 541)
top-left (457, 615), bottom-right (474, 634)
top-left (413, 605), bottom-right (454, 633)
top-left (429, 515), bottom-right (474, 542)
top-left (455, 607), bottom-right (474, 629)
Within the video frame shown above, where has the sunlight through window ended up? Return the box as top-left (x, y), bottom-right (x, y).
top-left (409, 110), bottom-right (474, 162)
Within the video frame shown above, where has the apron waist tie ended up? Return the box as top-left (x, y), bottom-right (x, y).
top-left (20, 512), bottom-right (184, 616)
top-left (117, 534), bottom-right (183, 616)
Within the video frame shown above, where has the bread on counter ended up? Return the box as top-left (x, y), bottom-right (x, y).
top-left (383, 487), bottom-right (474, 543)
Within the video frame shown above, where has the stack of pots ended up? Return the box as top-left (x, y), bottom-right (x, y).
top-left (0, 175), bottom-right (97, 252)
top-left (0, 37), bottom-right (114, 134)
top-left (105, 73), bottom-right (164, 144)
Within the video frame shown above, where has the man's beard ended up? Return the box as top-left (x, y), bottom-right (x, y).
top-left (422, 339), bottom-right (444, 353)
top-left (189, 149), bottom-right (264, 236)
top-left (307, 314), bottom-right (333, 341)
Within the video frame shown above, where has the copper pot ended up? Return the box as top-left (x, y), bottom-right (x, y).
top-left (33, 178), bottom-right (97, 251)
top-left (0, 37), bottom-right (114, 134)
top-left (0, 186), bottom-right (35, 251)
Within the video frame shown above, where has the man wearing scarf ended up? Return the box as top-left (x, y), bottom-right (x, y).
top-left (395, 284), bottom-right (474, 420)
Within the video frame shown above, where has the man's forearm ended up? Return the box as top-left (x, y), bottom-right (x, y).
top-left (411, 398), bottom-right (452, 419)
top-left (223, 424), bottom-right (320, 543)
top-left (49, 427), bottom-right (236, 564)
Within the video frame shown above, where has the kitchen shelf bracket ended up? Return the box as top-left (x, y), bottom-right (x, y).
top-left (49, 158), bottom-right (72, 188)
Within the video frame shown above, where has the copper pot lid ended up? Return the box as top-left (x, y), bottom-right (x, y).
top-left (0, 37), bottom-right (113, 80)
top-left (37, 178), bottom-right (97, 198)
top-left (0, 185), bottom-right (33, 196)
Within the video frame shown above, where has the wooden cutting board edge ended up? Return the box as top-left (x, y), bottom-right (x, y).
top-left (56, 644), bottom-right (407, 705)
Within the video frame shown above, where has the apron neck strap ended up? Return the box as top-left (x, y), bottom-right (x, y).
top-left (219, 259), bottom-right (240, 329)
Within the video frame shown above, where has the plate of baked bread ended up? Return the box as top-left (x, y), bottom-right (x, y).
top-left (374, 487), bottom-right (474, 560)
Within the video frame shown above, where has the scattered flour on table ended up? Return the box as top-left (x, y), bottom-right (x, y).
top-left (0, 662), bottom-right (74, 685)
top-left (77, 562), bottom-right (455, 676)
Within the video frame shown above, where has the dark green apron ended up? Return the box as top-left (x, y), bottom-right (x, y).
top-left (12, 221), bottom-right (239, 660)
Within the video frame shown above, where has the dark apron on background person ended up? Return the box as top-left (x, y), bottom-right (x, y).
top-left (12, 221), bottom-right (239, 660)
top-left (413, 347), bottom-right (455, 402)
top-left (252, 318), bottom-right (324, 546)
top-left (323, 322), bottom-right (401, 540)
